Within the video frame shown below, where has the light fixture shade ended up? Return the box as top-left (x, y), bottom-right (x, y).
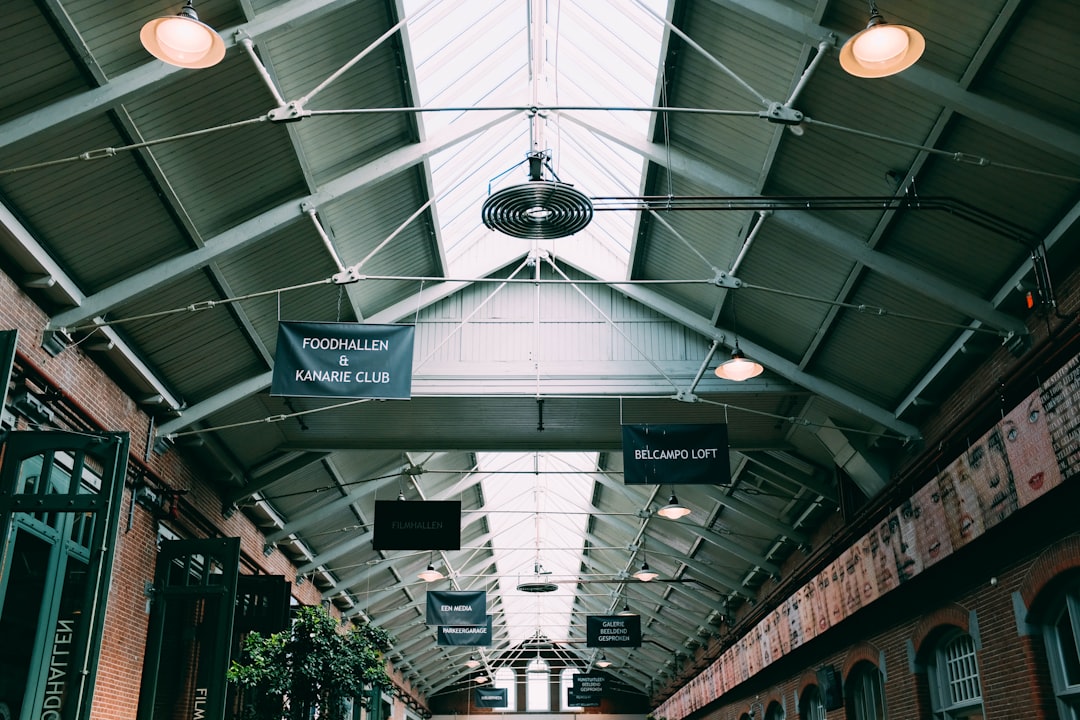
top-left (141, 1), bottom-right (226, 69)
top-left (839, 12), bottom-right (925, 78)
top-left (714, 349), bottom-right (763, 381)
top-left (596, 654), bottom-right (612, 668)
top-left (657, 495), bottom-right (691, 520)
top-left (465, 655), bottom-right (481, 668)
top-left (617, 603), bottom-right (634, 616)
top-left (633, 562), bottom-right (659, 582)
top-left (418, 564), bottom-right (444, 582)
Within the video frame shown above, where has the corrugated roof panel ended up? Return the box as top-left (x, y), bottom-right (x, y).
top-left (264, 2), bottom-right (416, 183)
top-left (913, 116), bottom-right (1080, 237)
top-left (112, 273), bottom-right (268, 400)
top-left (976, 0), bottom-right (1080, 121)
top-left (124, 64), bottom-right (310, 236)
top-left (808, 272), bottom-right (971, 406)
top-left (215, 220), bottom-right (347, 352)
top-left (1, 2), bottom-right (90, 122)
top-left (731, 219), bottom-right (854, 362)
top-left (0, 120), bottom-right (194, 292)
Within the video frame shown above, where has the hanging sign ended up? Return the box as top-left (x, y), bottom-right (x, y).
top-left (567, 689), bottom-right (601, 708)
top-left (585, 614), bottom-right (641, 647)
top-left (474, 688), bottom-right (508, 708)
top-left (572, 672), bottom-right (606, 701)
top-left (372, 500), bottom-right (461, 550)
top-left (437, 615), bottom-right (493, 646)
top-left (426, 590), bottom-right (487, 627)
top-left (621, 423), bottom-right (731, 485)
top-left (270, 321), bottom-right (414, 399)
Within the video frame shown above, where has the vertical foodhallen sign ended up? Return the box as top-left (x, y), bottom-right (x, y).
top-left (271, 321), bottom-right (415, 399)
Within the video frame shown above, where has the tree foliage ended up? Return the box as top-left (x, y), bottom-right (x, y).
top-left (228, 605), bottom-right (394, 720)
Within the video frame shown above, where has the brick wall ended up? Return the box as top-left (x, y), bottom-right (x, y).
top-left (0, 267), bottom-right (429, 717)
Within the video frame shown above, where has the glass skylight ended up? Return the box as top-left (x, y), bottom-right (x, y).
top-left (472, 451), bottom-right (597, 644)
top-left (404, 0), bottom-right (668, 281)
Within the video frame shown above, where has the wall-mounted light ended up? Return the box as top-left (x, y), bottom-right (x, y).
top-left (839, 2), bottom-right (925, 78)
top-left (141, 1), bottom-right (225, 69)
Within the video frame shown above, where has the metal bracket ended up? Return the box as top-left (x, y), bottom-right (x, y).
top-left (710, 270), bottom-right (742, 288)
top-left (268, 101), bottom-right (310, 124)
top-left (759, 102), bottom-right (804, 126)
top-left (332, 266), bottom-right (363, 285)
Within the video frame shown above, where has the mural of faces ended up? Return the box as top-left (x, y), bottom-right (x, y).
top-left (1005, 390), bottom-right (1064, 507)
top-left (1042, 358), bottom-right (1080, 478)
top-left (798, 583), bottom-right (818, 642)
top-left (873, 513), bottom-right (900, 593)
top-left (956, 425), bottom-right (1018, 530)
top-left (939, 461), bottom-right (983, 547)
top-left (784, 593), bottom-right (802, 650)
top-left (892, 498), bottom-right (924, 582)
top-left (826, 559), bottom-right (847, 626)
top-left (913, 478), bottom-right (953, 567)
top-left (772, 607), bottom-right (791, 656)
top-left (841, 544), bottom-right (867, 615)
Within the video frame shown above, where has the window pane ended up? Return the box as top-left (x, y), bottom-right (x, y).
top-left (526, 659), bottom-right (549, 711)
top-left (1057, 605), bottom-right (1080, 687)
top-left (944, 634), bottom-right (982, 704)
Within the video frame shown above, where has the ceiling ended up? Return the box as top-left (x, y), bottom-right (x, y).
top-left (2, 0), bottom-right (1079, 706)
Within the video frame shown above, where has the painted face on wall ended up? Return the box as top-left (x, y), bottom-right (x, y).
top-left (841, 545), bottom-right (867, 615)
top-left (964, 426), bottom-right (1018, 528)
top-left (784, 593), bottom-right (802, 650)
top-left (913, 478), bottom-right (953, 567)
top-left (772, 606), bottom-right (790, 656)
top-left (1004, 391), bottom-right (1064, 507)
top-left (939, 461), bottom-right (983, 547)
top-left (799, 583), bottom-right (819, 642)
top-left (826, 558), bottom-right (847, 626)
top-left (874, 512), bottom-right (900, 593)
top-left (892, 498), bottom-right (924, 582)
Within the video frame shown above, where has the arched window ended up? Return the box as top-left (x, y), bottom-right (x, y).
top-left (493, 667), bottom-right (517, 712)
top-left (1042, 578), bottom-right (1080, 717)
top-left (847, 661), bottom-right (887, 720)
top-left (560, 668), bottom-right (581, 711)
top-left (526, 657), bottom-right (550, 711)
top-left (926, 629), bottom-right (983, 718)
top-left (798, 685), bottom-right (825, 720)
top-left (764, 699), bottom-right (785, 719)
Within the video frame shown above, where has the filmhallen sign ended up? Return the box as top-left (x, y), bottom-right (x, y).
top-left (270, 321), bottom-right (415, 399)
top-left (621, 423), bottom-right (731, 485)
top-left (372, 500), bottom-right (461, 551)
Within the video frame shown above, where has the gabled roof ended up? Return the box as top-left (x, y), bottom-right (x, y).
top-left (1, 0), bottom-right (1077, 704)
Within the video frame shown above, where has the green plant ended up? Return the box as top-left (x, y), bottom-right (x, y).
top-left (228, 605), bottom-right (394, 720)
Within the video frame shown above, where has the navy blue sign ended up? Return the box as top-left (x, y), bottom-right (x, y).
top-left (372, 500), bottom-right (461, 550)
top-left (586, 614), bottom-right (641, 647)
top-left (426, 590), bottom-right (487, 626)
top-left (567, 689), bottom-right (601, 708)
top-left (571, 672), bottom-right (606, 703)
top-left (437, 615), bottom-right (493, 646)
top-left (271, 321), bottom-right (414, 399)
top-left (474, 688), bottom-right (507, 708)
top-left (621, 423), bottom-right (731, 485)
